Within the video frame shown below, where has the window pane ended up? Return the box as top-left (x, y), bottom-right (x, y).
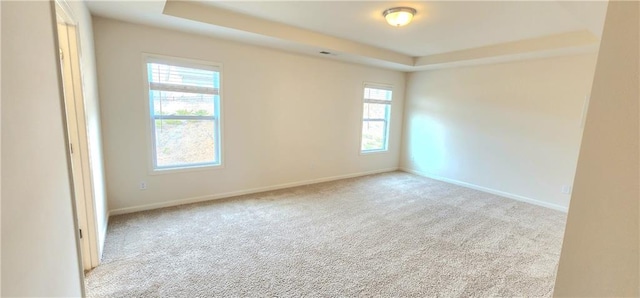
top-left (361, 120), bottom-right (386, 151)
top-left (152, 90), bottom-right (215, 116)
top-left (363, 103), bottom-right (388, 119)
top-left (154, 119), bottom-right (217, 167)
top-left (146, 59), bottom-right (222, 171)
top-left (364, 87), bottom-right (392, 101)
top-left (361, 85), bottom-right (392, 153)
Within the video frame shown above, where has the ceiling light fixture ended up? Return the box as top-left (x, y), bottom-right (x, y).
top-left (383, 7), bottom-right (416, 27)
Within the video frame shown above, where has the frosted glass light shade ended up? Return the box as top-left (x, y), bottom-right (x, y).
top-left (383, 7), bottom-right (416, 27)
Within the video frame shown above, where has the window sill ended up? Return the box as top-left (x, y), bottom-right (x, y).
top-left (149, 163), bottom-right (224, 175)
top-left (360, 149), bottom-right (389, 155)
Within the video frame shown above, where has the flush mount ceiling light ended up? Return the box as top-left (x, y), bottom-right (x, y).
top-left (383, 7), bottom-right (416, 27)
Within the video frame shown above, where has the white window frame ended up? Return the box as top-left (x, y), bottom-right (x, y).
top-left (142, 53), bottom-right (224, 174)
top-left (360, 82), bottom-right (393, 154)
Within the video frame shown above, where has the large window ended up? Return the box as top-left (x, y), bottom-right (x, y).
top-left (361, 84), bottom-right (392, 153)
top-left (145, 56), bottom-right (221, 170)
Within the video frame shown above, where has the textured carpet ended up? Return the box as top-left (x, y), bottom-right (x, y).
top-left (86, 171), bottom-right (566, 297)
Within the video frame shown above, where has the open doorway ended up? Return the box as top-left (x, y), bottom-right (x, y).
top-left (55, 0), bottom-right (100, 271)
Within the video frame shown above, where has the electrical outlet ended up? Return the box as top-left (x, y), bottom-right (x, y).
top-left (139, 181), bottom-right (147, 190)
top-left (561, 185), bottom-right (571, 194)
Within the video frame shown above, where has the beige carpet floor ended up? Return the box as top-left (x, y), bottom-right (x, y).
top-left (86, 171), bottom-right (566, 297)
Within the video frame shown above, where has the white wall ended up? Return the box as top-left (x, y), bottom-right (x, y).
top-left (92, 18), bottom-right (405, 213)
top-left (554, 0), bottom-right (639, 295)
top-left (401, 54), bottom-right (597, 210)
top-left (1, 1), bottom-right (83, 296)
top-left (65, 0), bottom-right (109, 262)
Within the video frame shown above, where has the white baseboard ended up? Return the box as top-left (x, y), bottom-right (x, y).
top-left (400, 167), bottom-right (568, 213)
top-left (109, 167), bottom-right (399, 216)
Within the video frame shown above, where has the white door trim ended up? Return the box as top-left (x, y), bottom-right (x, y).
top-left (55, 0), bottom-right (100, 271)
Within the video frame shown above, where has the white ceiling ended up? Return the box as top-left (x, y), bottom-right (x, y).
top-left (85, 0), bottom-right (608, 71)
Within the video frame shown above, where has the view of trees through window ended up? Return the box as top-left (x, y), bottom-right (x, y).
top-left (147, 60), bottom-right (221, 169)
top-left (361, 85), bottom-right (392, 152)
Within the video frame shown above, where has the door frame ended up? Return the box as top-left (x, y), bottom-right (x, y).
top-left (55, 0), bottom-right (100, 271)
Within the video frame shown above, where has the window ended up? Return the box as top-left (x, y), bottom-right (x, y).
top-left (361, 84), bottom-right (392, 153)
top-left (145, 56), bottom-right (222, 170)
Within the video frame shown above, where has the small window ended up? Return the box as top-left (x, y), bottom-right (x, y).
top-left (145, 56), bottom-right (222, 170)
top-left (361, 84), bottom-right (392, 153)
